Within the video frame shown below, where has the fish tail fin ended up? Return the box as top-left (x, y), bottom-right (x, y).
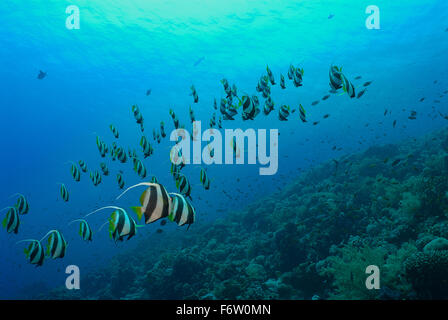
top-left (131, 206), bottom-right (144, 221)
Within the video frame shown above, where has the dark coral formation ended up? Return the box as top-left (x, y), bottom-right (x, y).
top-left (41, 127), bottom-right (448, 300)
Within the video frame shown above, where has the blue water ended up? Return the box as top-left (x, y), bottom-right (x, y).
top-left (0, 0), bottom-right (447, 299)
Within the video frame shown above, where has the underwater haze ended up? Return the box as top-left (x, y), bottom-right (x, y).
top-left (1, 0), bottom-right (448, 300)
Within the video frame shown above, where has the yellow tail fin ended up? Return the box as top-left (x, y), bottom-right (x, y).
top-left (131, 206), bottom-right (144, 221)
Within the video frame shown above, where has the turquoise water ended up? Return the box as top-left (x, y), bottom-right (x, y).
top-left (0, 0), bottom-right (447, 299)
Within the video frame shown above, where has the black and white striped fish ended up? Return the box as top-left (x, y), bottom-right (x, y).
top-left (264, 96), bottom-right (274, 115)
top-left (133, 158), bottom-right (147, 179)
top-left (168, 193), bottom-right (196, 229)
top-left (1, 206), bottom-right (20, 234)
top-left (115, 146), bottom-right (127, 163)
top-left (279, 105), bottom-right (291, 121)
top-left (96, 136), bottom-right (108, 157)
top-left (169, 109), bottom-right (180, 129)
top-left (160, 121), bottom-right (166, 138)
top-left (109, 208), bottom-right (137, 242)
top-left (69, 219), bottom-right (93, 241)
top-left (90, 170), bottom-right (102, 186)
top-left (266, 65), bottom-right (275, 85)
top-left (200, 168), bottom-right (210, 190)
top-left (190, 85), bottom-right (199, 103)
top-left (140, 136), bottom-right (153, 158)
top-left (109, 124), bottom-right (119, 138)
top-left (280, 74), bottom-right (286, 89)
top-left (69, 162), bottom-right (81, 182)
top-left (293, 67), bottom-right (304, 87)
top-left (117, 173), bottom-right (125, 189)
top-left (78, 160), bottom-right (88, 172)
top-left (13, 193), bottom-right (29, 214)
top-left (240, 95), bottom-right (260, 121)
top-left (59, 183), bottom-right (69, 202)
top-left (299, 104), bottom-right (307, 123)
top-left (189, 106), bottom-right (196, 123)
top-left (132, 105), bottom-right (144, 132)
top-left (85, 206), bottom-right (139, 242)
top-left (116, 183), bottom-right (172, 225)
top-left (100, 162), bottom-right (109, 176)
top-left (43, 230), bottom-right (67, 259)
top-left (329, 65), bottom-right (343, 91)
top-left (287, 64), bottom-right (295, 80)
top-left (19, 239), bottom-right (45, 266)
top-left (341, 74), bottom-right (356, 98)
top-left (176, 173), bottom-right (192, 198)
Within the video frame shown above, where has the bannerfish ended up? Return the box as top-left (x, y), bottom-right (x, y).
top-left (176, 173), bottom-right (192, 199)
top-left (299, 104), bottom-right (307, 122)
top-left (100, 162), bottom-right (109, 176)
top-left (279, 105), bottom-right (291, 121)
top-left (200, 167), bottom-right (210, 190)
top-left (59, 183), bottom-right (69, 202)
top-left (117, 173), bottom-right (125, 189)
top-left (116, 183), bottom-right (172, 225)
top-left (17, 239), bottom-right (45, 266)
top-left (109, 124), bottom-right (119, 139)
top-left (168, 193), bottom-right (196, 230)
top-left (42, 230), bottom-right (67, 259)
top-left (69, 219), bottom-right (93, 242)
top-left (78, 160), bottom-right (87, 172)
top-left (1, 207), bottom-right (20, 234)
top-left (12, 193), bottom-right (29, 215)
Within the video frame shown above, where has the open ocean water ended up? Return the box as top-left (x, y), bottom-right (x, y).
top-left (0, 0), bottom-right (448, 300)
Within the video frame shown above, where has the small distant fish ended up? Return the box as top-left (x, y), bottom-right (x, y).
top-left (280, 74), bottom-right (286, 89)
top-left (100, 162), bottom-right (109, 176)
top-left (78, 160), bottom-right (87, 172)
top-left (323, 114), bottom-right (330, 119)
top-left (117, 173), bottom-right (125, 189)
top-left (384, 109), bottom-right (388, 116)
top-left (193, 56), bottom-right (205, 67)
top-left (354, 76), bottom-right (362, 80)
top-left (298, 104), bottom-right (307, 122)
top-left (200, 168), bottom-right (210, 190)
top-left (190, 85), bottom-right (199, 103)
top-left (419, 97), bottom-right (425, 102)
top-left (393, 120), bottom-right (397, 128)
top-left (109, 124), bottom-right (119, 139)
top-left (59, 183), bottom-right (69, 202)
top-left (146, 89), bottom-right (151, 96)
top-left (313, 121), bottom-right (319, 126)
top-left (328, 14), bottom-right (334, 19)
top-left (69, 219), bottom-right (92, 242)
top-left (14, 193), bottom-right (29, 215)
top-left (322, 95), bottom-right (330, 100)
top-left (311, 100), bottom-right (319, 106)
top-left (37, 70), bottom-right (47, 80)
top-left (391, 159), bottom-right (401, 166)
top-left (363, 81), bottom-right (372, 87)
top-left (357, 89), bottom-right (366, 99)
